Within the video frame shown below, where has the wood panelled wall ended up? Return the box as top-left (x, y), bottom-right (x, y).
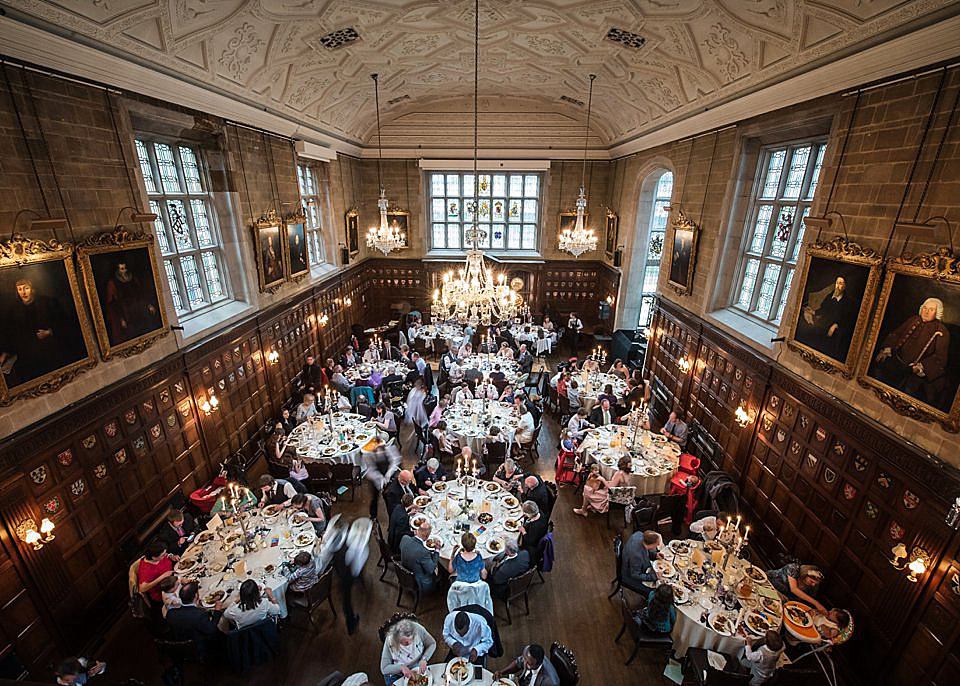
top-left (0, 255), bottom-right (615, 679)
top-left (646, 298), bottom-right (960, 686)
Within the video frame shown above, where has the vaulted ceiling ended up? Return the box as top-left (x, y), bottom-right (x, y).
top-left (4, 0), bottom-right (959, 149)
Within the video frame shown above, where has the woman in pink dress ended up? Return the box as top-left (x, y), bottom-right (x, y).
top-left (573, 458), bottom-right (632, 517)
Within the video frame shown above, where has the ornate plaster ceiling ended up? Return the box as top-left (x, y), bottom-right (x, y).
top-left (4, 0), bottom-right (958, 148)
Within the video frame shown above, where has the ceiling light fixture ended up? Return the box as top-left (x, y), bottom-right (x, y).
top-left (431, 0), bottom-right (521, 327)
top-left (365, 73), bottom-right (406, 256)
top-left (559, 74), bottom-right (598, 258)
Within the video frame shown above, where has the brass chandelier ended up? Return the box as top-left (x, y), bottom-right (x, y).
top-left (365, 73), bottom-right (406, 255)
top-left (559, 73), bottom-right (598, 258)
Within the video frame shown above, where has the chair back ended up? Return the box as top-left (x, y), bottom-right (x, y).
top-left (544, 480), bottom-right (558, 518)
top-left (549, 642), bottom-right (580, 686)
top-left (619, 591), bottom-right (641, 642)
top-left (153, 637), bottom-right (197, 663)
top-left (609, 486), bottom-right (637, 506)
top-left (306, 567), bottom-right (335, 607)
top-left (486, 441), bottom-right (507, 461)
top-left (447, 580), bottom-right (493, 615)
top-left (507, 567), bottom-right (537, 599)
top-left (377, 611), bottom-right (419, 643)
top-left (678, 453), bottom-right (700, 474)
top-left (394, 561), bottom-right (418, 592)
top-left (331, 462), bottom-right (355, 483)
top-left (612, 535), bottom-right (623, 582)
top-left (708, 670), bottom-right (752, 686)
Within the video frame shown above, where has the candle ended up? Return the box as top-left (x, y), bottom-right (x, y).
top-left (735, 515), bottom-right (741, 533)
top-left (743, 526), bottom-right (750, 544)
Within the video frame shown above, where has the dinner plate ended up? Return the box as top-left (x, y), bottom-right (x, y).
top-left (203, 590), bottom-right (226, 606)
top-left (759, 596), bottom-right (782, 615)
top-left (783, 601), bottom-right (814, 628)
top-left (654, 559), bottom-right (676, 578)
top-left (294, 531), bottom-right (316, 547)
top-left (708, 611), bottom-right (735, 636)
top-left (743, 565), bottom-right (768, 584)
top-left (744, 610), bottom-right (776, 636)
top-left (484, 482), bottom-right (499, 493)
top-left (503, 518), bottom-right (520, 532)
top-left (290, 512), bottom-right (309, 526)
top-left (477, 512), bottom-right (494, 524)
top-left (671, 584), bottom-right (690, 605)
top-left (445, 658), bottom-right (473, 685)
top-left (414, 496), bottom-right (432, 508)
top-left (263, 504), bottom-right (284, 518)
top-left (486, 538), bottom-right (504, 554)
top-left (411, 515), bottom-right (429, 530)
top-left (322, 446), bottom-right (337, 456)
top-left (195, 531), bottom-right (215, 544)
top-left (425, 536), bottom-right (443, 552)
top-left (400, 671), bottom-right (433, 686)
top-left (668, 540), bottom-right (691, 556)
top-left (502, 496), bottom-right (519, 509)
top-left (432, 482), bottom-right (448, 493)
top-left (643, 465), bottom-right (659, 476)
top-left (175, 557), bottom-right (201, 573)
top-left (492, 679), bottom-right (517, 686)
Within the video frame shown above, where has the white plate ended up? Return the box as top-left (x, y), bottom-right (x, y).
top-left (708, 611), bottom-right (736, 636)
top-left (445, 658), bottom-right (473, 685)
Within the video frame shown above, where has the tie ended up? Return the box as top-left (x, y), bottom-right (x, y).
top-left (604, 411), bottom-right (609, 425)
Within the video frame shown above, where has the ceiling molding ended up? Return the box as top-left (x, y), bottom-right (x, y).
top-left (368, 149), bottom-right (610, 161)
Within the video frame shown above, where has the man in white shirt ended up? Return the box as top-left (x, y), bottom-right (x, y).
top-left (661, 410), bottom-right (688, 448)
top-left (363, 342), bottom-right (380, 363)
top-left (413, 351), bottom-right (427, 376)
top-left (442, 610), bottom-right (493, 664)
top-left (475, 378), bottom-right (498, 400)
top-left (451, 382), bottom-right (474, 404)
top-left (494, 644), bottom-right (559, 686)
top-left (566, 409), bottom-right (592, 440)
top-left (689, 511), bottom-right (729, 541)
top-left (514, 398), bottom-right (535, 445)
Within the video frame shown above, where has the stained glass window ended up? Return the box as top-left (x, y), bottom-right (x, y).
top-left (428, 172), bottom-right (540, 251)
top-left (136, 138), bottom-right (228, 314)
top-left (297, 164), bottom-right (324, 265)
top-left (638, 171), bottom-right (673, 327)
top-left (733, 139), bottom-right (826, 324)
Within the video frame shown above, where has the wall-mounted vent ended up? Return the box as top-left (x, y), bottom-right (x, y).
top-left (605, 27), bottom-right (645, 49)
top-left (317, 27), bottom-right (360, 50)
top-left (560, 95), bottom-right (584, 107)
top-left (387, 94), bottom-right (410, 105)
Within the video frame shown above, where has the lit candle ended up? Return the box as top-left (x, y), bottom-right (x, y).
top-left (735, 515), bottom-right (741, 533)
top-left (743, 526), bottom-right (750, 544)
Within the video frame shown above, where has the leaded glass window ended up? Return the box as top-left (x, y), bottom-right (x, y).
top-left (732, 139), bottom-right (826, 324)
top-left (638, 171), bottom-right (673, 327)
top-left (297, 164), bottom-right (325, 265)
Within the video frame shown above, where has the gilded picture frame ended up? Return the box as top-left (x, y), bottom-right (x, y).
top-left (0, 234), bottom-right (97, 403)
top-left (857, 249), bottom-right (960, 432)
top-left (77, 228), bottom-right (169, 360)
top-left (345, 208), bottom-right (359, 256)
top-left (255, 209), bottom-right (285, 293)
top-left (284, 208), bottom-right (309, 281)
top-left (386, 209), bottom-right (410, 247)
top-left (786, 238), bottom-right (882, 378)
top-left (605, 210), bottom-right (619, 258)
top-left (558, 211), bottom-right (587, 237)
top-left (666, 208), bottom-right (698, 295)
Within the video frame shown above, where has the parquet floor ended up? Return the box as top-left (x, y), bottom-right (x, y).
top-left (96, 368), bottom-right (676, 685)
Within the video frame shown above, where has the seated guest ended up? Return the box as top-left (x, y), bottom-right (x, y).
top-left (598, 384), bottom-right (618, 407)
top-left (440, 347), bottom-right (457, 374)
top-left (767, 562), bottom-right (826, 612)
top-left (475, 377), bottom-right (498, 400)
top-left (457, 341), bottom-right (474, 360)
top-left (482, 426), bottom-right (507, 460)
top-left (380, 619), bottom-right (437, 686)
top-left (452, 382), bottom-right (474, 404)
top-left (497, 342), bottom-right (515, 360)
top-left (415, 458), bottom-right (447, 494)
top-left (514, 398), bottom-right (535, 446)
top-left (322, 357), bottom-right (337, 386)
top-left (383, 469), bottom-right (417, 515)
top-left (589, 398), bottom-right (616, 426)
top-left (623, 378), bottom-right (645, 408)
top-left (621, 530), bottom-right (661, 590)
top-left (159, 576), bottom-right (181, 618)
top-left (566, 379), bottom-right (582, 411)
top-left (400, 522), bottom-right (439, 592)
top-left (638, 584), bottom-right (677, 633)
top-left (341, 346), bottom-right (359, 368)
top-left (265, 422), bottom-right (286, 462)
top-left (521, 475), bottom-right (549, 514)
top-left (608, 359), bottom-right (628, 380)
top-left (498, 384), bottom-right (515, 404)
top-left (295, 393), bottom-right (318, 423)
top-left (448, 532), bottom-right (487, 583)
top-left (381, 365), bottom-right (405, 390)
top-left (689, 511), bottom-right (729, 541)
top-left (285, 551), bottom-right (319, 593)
top-left (516, 344), bottom-right (534, 375)
top-left (156, 508), bottom-right (197, 556)
top-left (493, 644), bottom-right (559, 686)
top-left (331, 365), bottom-right (351, 396)
top-left (138, 540), bottom-right (175, 605)
top-left (519, 501), bottom-right (549, 559)
top-left (812, 608), bottom-right (852, 643)
top-left (291, 493), bottom-right (328, 535)
top-left (493, 458), bottom-right (524, 494)
top-left (567, 408), bottom-right (592, 440)
top-left (520, 391), bottom-right (542, 425)
top-left (381, 338), bottom-right (398, 362)
top-left (432, 421), bottom-right (459, 460)
top-left (412, 351), bottom-right (428, 376)
top-left (363, 341), bottom-right (380, 363)
top-left (487, 539), bottom-right (530, 599)
top-left (279, 408), bottom-right (295, 435)
top-left (55, 658), bottom-right (106, 686)
top-left (582, 356), bottom-right (599, 373)
top-left (258, 474), bottom-right (297, 506)
top-left (442, 610), bottom-right (493, 665)
top-left (556, 371), bottom-right (569, 400)
top-left (388, 494), bottom-right (415, 554)
top-left (661, 410), bottom-right (688, 448)
top-left (429, 397), bottom-right (448, 428)
top-left (222, 579), bottom-right (280, 630)
top-left (573, 464), bottom-right (610, 517)
top-left (289, 457), bottom-right (308, 486)
top-left (740, 631), bottom-right (784, 685)
top-left (374, 403), bottom-right (399, 439)
top-left (490, 364), bottom-right (507, 383)
top-left (165, 582), bottom-right (220, 658)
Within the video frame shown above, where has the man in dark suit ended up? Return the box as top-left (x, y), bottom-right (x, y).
top-left (155, 508), bottom-right (198, 557)
top-left (521, 475), bottom-right (549, 515)
top-left (387, 494), bottom-right (414, 554)
top-left (488, 540), bottom-right (531, 599)
top-left (493, 644), bottom-right (560, 686)
top-left (621, 530), bottom-right (660, 591)
top-left (383, 469), bottom-right (416, 515)
top-left (399, 522), bottom-right (439, 592)
top-left (165, 582), bottom-right (221, 660)
top-left (415, 458), bottom-right (447, 493)
top-left (299, 354), bottom-right (324, 392)
top-left (381, 339), bottom-right (399, 362)
top-left (516, 344), bottom-right (534, 375)
top-left (589, 398), bottom-right (615, 426)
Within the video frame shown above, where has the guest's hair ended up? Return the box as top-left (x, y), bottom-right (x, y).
top-left (159, 575), bottom-right (177, 592)
top-left (291, 494), bottom-right (308, 507)
top-left (293, 551), bottom-right (311, 567)
top-left (401, 493), bottom-right (414, 507)
top-left (798, 565), bottom-right (823, 585)
top-left (756, 630), bottom-right (784, 652)
top-left (521, 501), bottom-right (540, 518)
top-left (454, 611), bottom-right (470, 633)
top-left (238, 579), bottom-right (261, 612)
top-left (504, 539), bottom-right (519, 555)
top-left (427, 457), bottom-right (440, 470)
top-left (179, 581), bottom-right (199, 604)
top-left (461, 532), bottom-right (477, 552)
top-left (489, 426), bottom-right (501, 436)
top-left (145, 540), bottom-right (166, 558)
top-left (646, 584), bottom-right (675, 624)
top-left (525, 644), bottom-right (546, 667)
top-left (166, 508), bottom-right (184, 523)
top-left (833, 609), bottom-right (851, 629)
top-left (617, 456), bottom-right (633, 473)
top-left (387, 619), bottom-right (418, 652)
top-left (503, 457), bottom-right (516, 470)
top-left (604, 384), bottom-right (614, 395)
top-left (259, 474), bottom-right (275, 488)
top-left (642, 531), bottom-right (659, 546)
top-left (577, 408), bottom-right (587, 416)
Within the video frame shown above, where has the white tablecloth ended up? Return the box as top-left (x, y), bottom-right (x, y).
top-left (456, 355), bottom-right (523, 385)
top-left (415, 477), bottom-right (522, 563)
top-left (443, 399), bottom-right (517, 455)
top-left (654, 539), bottom-right (782, 657)
top-left (178, 509), bottom-right (321, 619)
top-left (580, 425), bottom-right (679, 494)
top-left (285, 413), bottom-right (383, 465)
top-left (399, 662), bottom-right (507, 686)
top-left (577, 371), bottom-right (628, 412)
top-left (417, 325), bottom-right (466, 351)
top-left (344, 360), bottom-right (399, 384)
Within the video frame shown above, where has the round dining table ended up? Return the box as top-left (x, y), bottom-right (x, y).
top-left (580, 425), bottom-right (679, 495)
top-left (176, 505), bottom-right (321, 619)
top-left (456, 355), bottom-right (523, 386)
top-left (650, 538), bottom-right (783, 658)
top-left (412, 477), bottom-right (523, 563)
top-left (576, 371), bottom-right (628, 412)
top-left (343, 359), bottom-right (400, 385)
top-left (398, 661), bottom-right (515, 686)
top-left (284, 413), bottom-right (384, 465)
top-left (417, 324), bottom-right (466, 351)
top-left (442, 399), bottom-right (518, 455)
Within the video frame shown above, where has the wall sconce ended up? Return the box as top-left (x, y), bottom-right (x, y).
top-left (678, 356), bottom-right (692, 373)
top-left (344, 297), bottom-right (352, 307)
top-left (906, 549), bottom-right (930, 583)
top-left (319, 313), bottom-right (329, 327)
top-left (16, 518), bottom-right (55, 550)
top-left (605, 295), bottom-right (615, 305)
top-left (890, 543), bottom-right (908, 569)
top-left (267, 350), bottom-right (280, 365)
top-left (734, 405), bottom-right (753, 427)
top-left (200, 393), bottom-right (220, 415)
top-left (946, 496), bottom-right (960, 529)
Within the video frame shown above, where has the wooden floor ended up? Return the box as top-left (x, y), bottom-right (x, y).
top-left (96, 376), bottom-right (676, 685)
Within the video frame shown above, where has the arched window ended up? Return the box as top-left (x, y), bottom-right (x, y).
top-left (637, 171), bottom-right (673, 326)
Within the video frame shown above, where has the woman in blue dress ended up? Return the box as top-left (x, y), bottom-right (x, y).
top-left (448, 532), bottom-right (487, 582)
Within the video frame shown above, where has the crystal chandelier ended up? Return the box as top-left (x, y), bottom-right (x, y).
top-left (365, 73), bottom-right (406, 255)
top-left (559, 73), bottom-right (598, 258)
top-left (431, 0), bottom-right (521, 327)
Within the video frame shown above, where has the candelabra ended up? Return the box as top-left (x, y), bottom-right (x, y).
top-left (717, 516), bottom-right (750, 573)
top-left (455, 457), bottom-right (481, 509)
top-left (218, 483), bottom-right (257, 553)
top-left (590, 347), bottom-right (607, 366)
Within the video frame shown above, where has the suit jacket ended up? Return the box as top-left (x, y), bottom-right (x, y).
top-left (589, 406), bottom-right (616, 426)
top-left (524, 479), bottom-right (549, 515)
top-left (520, 515), bottom-right (549, 558)
top-left (166, 604), bottom-right (219, 658)
top-left (488, 550), bottom-right (531, 598)
top-left (387, 503), bottom-right (411, 554)
top-left (156, 513), bottom-right (197, 556)
top-left (517, 351), bottom-right (534, 375)
top-left (414, 464), bottom-right (447, 492)
top-left (399, 534), bottom-right (438, 590)
top-left (621, 532), bottom-right (658, 588)
top-left (383, 476), bottom-right (415, 515)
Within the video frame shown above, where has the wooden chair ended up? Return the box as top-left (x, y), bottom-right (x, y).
top-left (515, 423), bottom-right (541, 468)
top-left (607, 534), bottom-right (645, 599)
top-left (544, 480), bottom-right (559, 520)
top-left (683, 647), bottom-right (752, 686)
top-left (549, 642), bottom-right (580, 686)
top-left (330, 462), bottom-right (358, 501)
top-left (614, 591), bottom-right (672, 666)
top-left (606, 486), bottom-right (637, 530)
top-left (373, 520), bottom-right (397, 582)
top-left (288, 567), bottom-right (337, 630)
top-left (654, 493), bottom-right (687, 537)
top-left (394, 562), bottom-right (422, 612)
top-left (499, 567), bottom-right (536, 625)
top-left (306, 462), bottom-right (334, 494)
top-left (484, 441), bottom-right (507, 473)
top-left (153, 638), bottom-right (204, 686)
top-left (377, 611), bottom-right (419, 642)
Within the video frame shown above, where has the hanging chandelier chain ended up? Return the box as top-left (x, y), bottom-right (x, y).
top-left (470, 0), bottom-right (480, 251)
top-left (372, 73), bottom-right (384, 193)
top-left (580, 73), bottom-right (596, 192)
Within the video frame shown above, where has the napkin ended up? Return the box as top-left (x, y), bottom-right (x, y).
top-left (706, 650), bottom-right (727, 671)
top-left (206, 514), bottom-right (223, 532)
top-left (757, 585), bottom-right (780, 599)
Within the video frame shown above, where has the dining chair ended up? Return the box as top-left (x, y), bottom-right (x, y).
top-left (394, 562), bottom-right (421, 612)
top-left (549, 642), bottom-right (580, 686)
top-left (377, 611), bottom-right (419, 643)
top-left (500, 567), bottom-right (536, 625)
top-left (614, 590), bottom-right (672, 666)
top-left (330, 462), bottom-right (358, 501)
top-left (289, 567), bottom-right (337, 630)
